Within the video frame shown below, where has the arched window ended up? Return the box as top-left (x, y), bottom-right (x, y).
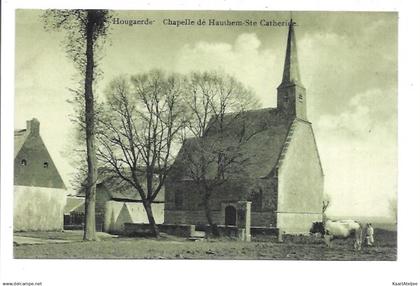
top-left (43, 162), bottom-right (49, 168)
top-left (21, 159), bottom-right (27, 166)
top-left (225, 206), bottom-right (237, 226)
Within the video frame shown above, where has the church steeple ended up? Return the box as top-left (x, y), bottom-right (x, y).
top-left (277, 19), bottom-right (307, 121)
top-left (281, 19), bottom-right (301, 85)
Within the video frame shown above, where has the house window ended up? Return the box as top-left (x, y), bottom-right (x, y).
top-left (298, 94), bottom-right (304, 102)
top-left (43, 162), bottom-right (49, 168)
top-left (21, 159), bottom-right (27, 166)
top-left (175, 190), bottom-right (183, 209)
top-left (283, 95), bottom-right (289, 103)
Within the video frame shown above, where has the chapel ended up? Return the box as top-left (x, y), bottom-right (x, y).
top-left (165, 20), bottom-right (324, 234)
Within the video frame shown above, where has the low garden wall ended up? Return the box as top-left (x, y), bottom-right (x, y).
top-left (195, 225), bottom-right (241, 238)
top-left (124, 223), bottom-right (283, 242)
top-left (195, 225), bottom-right (282, 240)
top-left (124, 223), bottom-right (195, 237)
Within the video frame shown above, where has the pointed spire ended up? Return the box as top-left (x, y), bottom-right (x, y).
top-left (281, 19), bottom-right (301, 86)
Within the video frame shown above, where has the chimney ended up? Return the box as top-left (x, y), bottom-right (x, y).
top-left (26, 118), bottom-right (40, 136)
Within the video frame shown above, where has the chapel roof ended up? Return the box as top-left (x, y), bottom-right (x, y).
top-left (169, 108), bottom-right (296, 181)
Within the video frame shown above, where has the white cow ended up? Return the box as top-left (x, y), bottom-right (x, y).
top-left (311, 220), bottom-right (364, 250)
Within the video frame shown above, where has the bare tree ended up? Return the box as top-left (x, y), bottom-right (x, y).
top-left (96, 71), bottom-right (186, 237)
top-left (179, 71), bottom-right (261, 236)
top-left (322, 193), bottom-right (331, 222)
top-left (43, 9), bottom-right (111, 241)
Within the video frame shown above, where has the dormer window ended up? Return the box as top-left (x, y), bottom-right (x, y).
top-left (43, 162), bottom-right (49, 168)
top-left (21, 159), bottom-right (27, 166)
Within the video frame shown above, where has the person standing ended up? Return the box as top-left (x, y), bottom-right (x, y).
top-left (366, 223), bottom-right (375, 246)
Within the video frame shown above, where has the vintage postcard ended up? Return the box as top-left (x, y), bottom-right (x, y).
top-left (2, 3), bottom-right (420, 286)
top-left (12, 9), bottom-right (397, 258)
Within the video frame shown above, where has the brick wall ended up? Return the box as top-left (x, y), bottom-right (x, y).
top-left (165, 177), bottom-right (278, 226)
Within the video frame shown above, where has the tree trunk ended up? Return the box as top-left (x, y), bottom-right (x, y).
top-left (204, 189), bottom-right (219, 237)
top-left (83, 10), bottom-right (98, 241)
top-left (143, 200), bottom-right (160, 238)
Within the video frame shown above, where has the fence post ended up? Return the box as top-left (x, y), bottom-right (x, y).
top-left (237, 201), bottom-right (251, 242)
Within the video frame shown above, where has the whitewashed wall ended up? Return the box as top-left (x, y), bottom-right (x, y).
top-left (14, 185), bottom-right (66, 231)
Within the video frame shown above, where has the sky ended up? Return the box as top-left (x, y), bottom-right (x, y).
top-left (15, 10), bottom-right (397, 218)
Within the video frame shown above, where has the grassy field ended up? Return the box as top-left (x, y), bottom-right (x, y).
top-left (14, 228), bottom-right (397, 260)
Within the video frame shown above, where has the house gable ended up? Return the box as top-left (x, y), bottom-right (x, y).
top-left (14, 119), bottom-right (66, 189)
